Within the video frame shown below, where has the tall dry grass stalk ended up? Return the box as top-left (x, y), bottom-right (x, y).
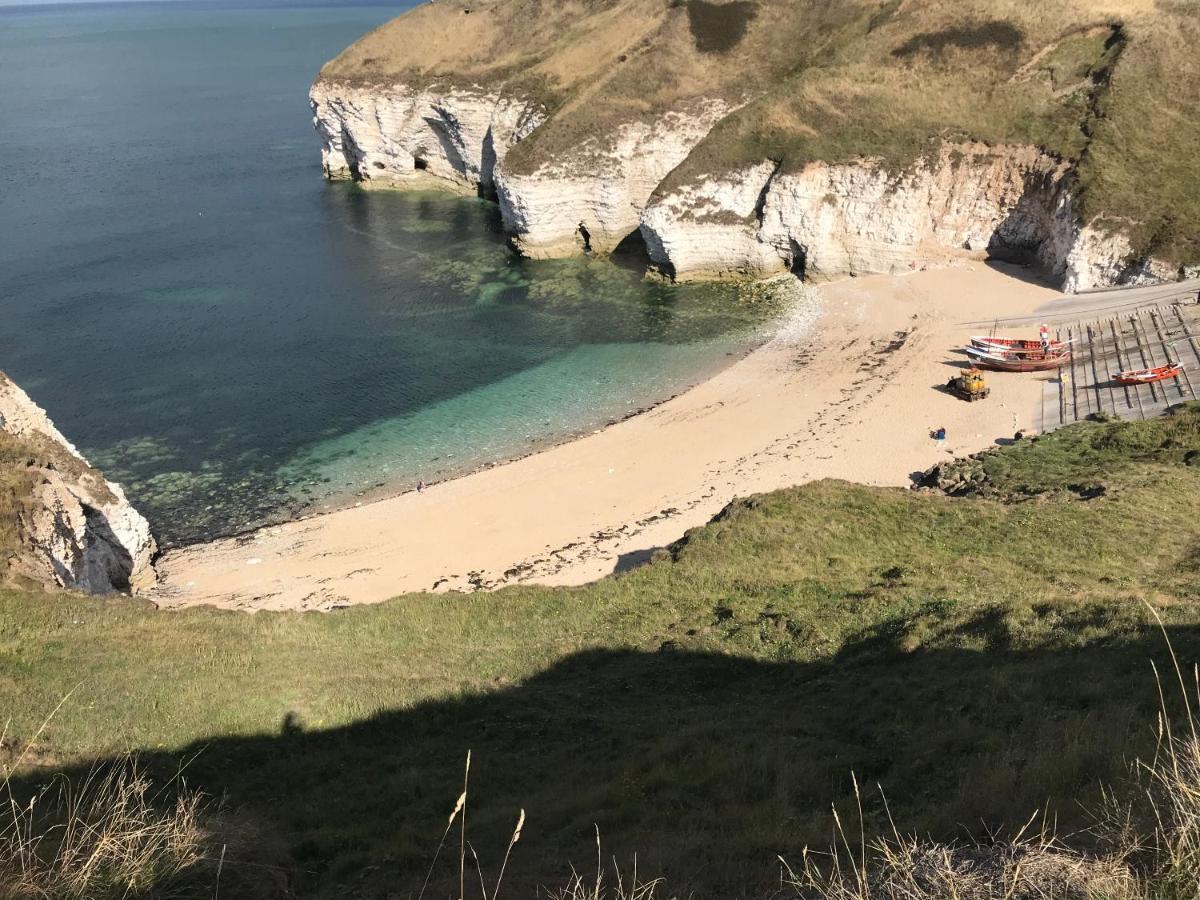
top-left (420, 750), bottom-right (529, 900)
top-left (420, 758), bottom-right (659, 900)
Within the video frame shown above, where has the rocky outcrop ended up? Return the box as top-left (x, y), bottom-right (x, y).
top-left (642, 144), bottom-right (1075, 281)
top-left (1, 373), bottom-right (156, 594)
top-left (640, 160), bottom-right (786, 280)
top-left (640, 143), bottom-right (1197, 289)
top-left (310, 76), bottom-right (739, 260)
top-left (309, 81), bottom-right (545, 196)
top-left (1057, 214), bottom-right (1195, 292)
top-left (495, 103), bottom-right (732, 258)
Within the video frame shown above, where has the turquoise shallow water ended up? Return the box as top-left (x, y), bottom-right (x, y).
top-left (0, 1), bottom-right (782, 545)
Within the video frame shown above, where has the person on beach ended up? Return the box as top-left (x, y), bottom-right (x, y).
top-left (417, 479), bottom-right (426, 494)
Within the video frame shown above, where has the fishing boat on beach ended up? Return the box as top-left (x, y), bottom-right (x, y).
top-left (970, 324), bottom-right (1067, 355)
top-left (970, 335), bottom-right (1068, 353)
top-left (1114, 363), bottom-right (1183, 385)
top-left (965, 346), bottom-right (1071, 372)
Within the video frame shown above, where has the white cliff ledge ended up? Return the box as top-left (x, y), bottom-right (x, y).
top-left (311, 76), bottom-right (1195, 293)
top-left (310, 80), bottom-right (545, 197)
top-left (0, 372), bottom-right (156, 595)
top-left (640, 142), bottom-right (1190, 291)
top-left (494, 102), bottom-right (733, 259)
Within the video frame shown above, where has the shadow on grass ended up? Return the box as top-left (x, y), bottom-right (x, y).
top-left (11, 613), bottom-right (1198, 899)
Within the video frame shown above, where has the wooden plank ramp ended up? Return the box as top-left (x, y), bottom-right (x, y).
top-left (1037, 303), bottom-right (1200, 433)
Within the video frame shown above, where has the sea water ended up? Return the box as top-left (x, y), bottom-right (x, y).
top-left (0, 0), bottom-right (783, 545)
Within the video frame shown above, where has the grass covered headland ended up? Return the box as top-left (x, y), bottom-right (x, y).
top-left (318, 0), bottom-right (1200, 268)
top-left (5, 406), bottom-right (1200, 897)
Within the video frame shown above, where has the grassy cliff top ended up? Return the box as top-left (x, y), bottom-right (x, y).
top-left (5, 405), bottom-right (1200, 895)
top-left (317, 0), bottom-right (1199, 266)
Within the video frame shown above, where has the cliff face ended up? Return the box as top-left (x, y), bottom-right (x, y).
top-left (309, 82), bottom-right (732, 257)
top-left (310, 0), bottom-right (1200, 292)
top-left (310, 81), bottom-right (545, 196)
top-left (494, 103), bottom-right (732, 258)
top-left (642, 143), bottom-right (1091, 283)
top-left (310, 77), bottom-right (1193, 291)
top-left (0, 373), bottom-right (156, 594)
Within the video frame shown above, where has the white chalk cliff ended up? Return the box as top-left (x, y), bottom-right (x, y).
top-left (310, 81), bottom-right (545, 196)
top-left (494, 103), bottom-right (733, 258)
top-left (311, 83), bottom-right (1193, 292)
top-left (0, 373), bottom-right (156, 594)
top-left (641, 143), bottom-right (1195, 290)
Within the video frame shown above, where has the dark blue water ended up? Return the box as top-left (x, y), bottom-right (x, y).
top-left (0, 1), bottom-right (781, 545)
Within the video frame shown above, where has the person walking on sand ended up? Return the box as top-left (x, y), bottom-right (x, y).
top-left (417, 479), bottom-right (426, 494)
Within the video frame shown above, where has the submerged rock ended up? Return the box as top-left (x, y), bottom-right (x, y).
top-left (0, 372), bottom-right (156, 594)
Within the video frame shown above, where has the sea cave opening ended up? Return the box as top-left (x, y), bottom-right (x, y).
top-left (788, 239), bottom-right (809, 280)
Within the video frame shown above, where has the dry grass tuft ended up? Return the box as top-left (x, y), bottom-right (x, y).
top-left (787, 824), bottom-right (1137, 900)
top-left (549, 864), bottom-right (663, 900)
top-left (0, 759), bottom-right (218, 899)
top-left (0, 701), bottom-right (283, 899)
top-left (546, 828), bottom-right (662, 900)
top-left (1124, 610), bottom-right (1200, 899)
top-left (1136, 727), bottom-right (1200, 899)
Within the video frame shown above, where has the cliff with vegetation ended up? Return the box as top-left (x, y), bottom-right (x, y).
top-left (311, 0), bottom-right (1200, 289)
top-left (0, 372), bottom-right (155, 594)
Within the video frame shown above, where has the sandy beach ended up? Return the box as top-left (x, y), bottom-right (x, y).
top-left (154, 262), bottom-right (1066, 611)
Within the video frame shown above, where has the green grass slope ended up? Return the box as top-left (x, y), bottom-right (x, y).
top-left (317, 0), bottom-right (1200, 267)
top-left (5, 407), bottom-right (1200, 895)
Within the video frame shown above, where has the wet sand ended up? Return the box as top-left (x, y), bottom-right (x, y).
top-left (154, 262), bottom-right (1063, 610)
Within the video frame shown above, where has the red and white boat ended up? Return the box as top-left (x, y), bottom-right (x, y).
top-left (965, 346), bottom-right (1070, 372)
top-left (971, 325), bottom-right (1066, 355)
top-left (1114, 363), bottom-right (1183, 385)
top-left (970, 335), bottom-right (1068, 353)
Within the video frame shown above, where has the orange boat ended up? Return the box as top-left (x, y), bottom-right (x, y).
top-left (1114, 364), bottom-right (1183, 385)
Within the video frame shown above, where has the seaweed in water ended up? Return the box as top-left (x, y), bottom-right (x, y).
top-left (685, 0), bottom-right (757, 54)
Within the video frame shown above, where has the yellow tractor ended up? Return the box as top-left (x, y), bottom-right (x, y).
top-left (947, 367), bottom-right (989, 402)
